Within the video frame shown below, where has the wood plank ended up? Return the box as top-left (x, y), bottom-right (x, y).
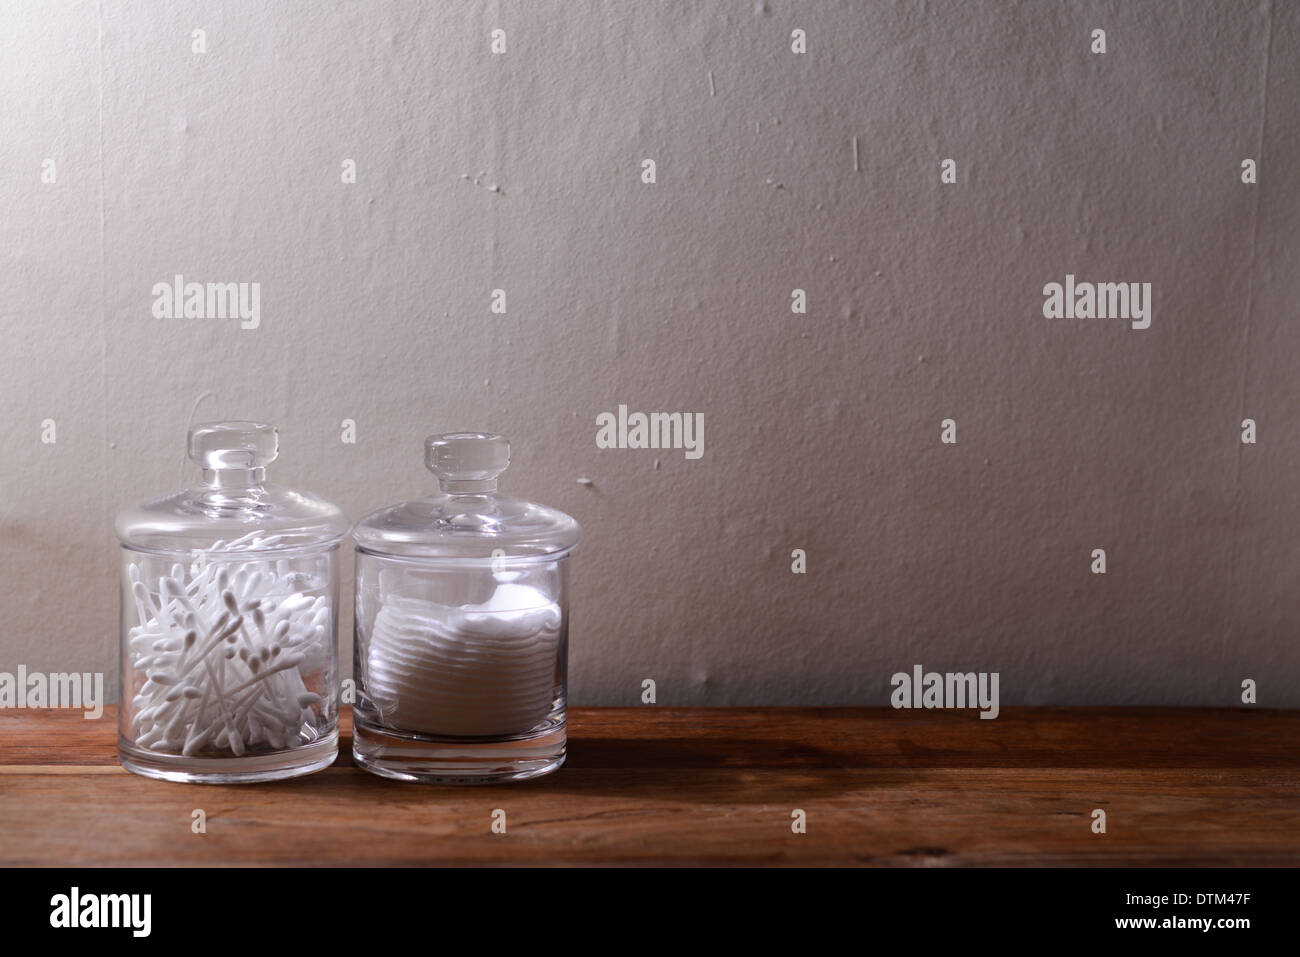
top-left (1, 707), bottom-right (1297, 866)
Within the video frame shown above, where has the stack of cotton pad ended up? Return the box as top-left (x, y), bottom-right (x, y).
top-left (365, 582), bottom-right (561, 738)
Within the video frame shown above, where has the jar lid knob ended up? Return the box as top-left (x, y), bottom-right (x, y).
top-left (425, 432), bottom-right (509, 493)
top-left (188, 421), bottom-right (278, 470)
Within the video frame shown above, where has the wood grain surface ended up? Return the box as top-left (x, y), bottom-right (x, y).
top-left (1, 707), bottom-right (1297, 866)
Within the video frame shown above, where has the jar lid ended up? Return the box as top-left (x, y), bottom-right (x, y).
top-left (115, 421), bottom-right (350, 555)
top-left (352, 432), bottom-right (582, 561)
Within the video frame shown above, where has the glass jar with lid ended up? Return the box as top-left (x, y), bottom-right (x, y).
top-left (352, 432), bottom-right (581, 783)
top-left (116, 421), bottom-right (349, 783)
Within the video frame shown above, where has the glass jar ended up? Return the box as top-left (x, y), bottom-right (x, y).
top-left (352, 432), bottom-right (581, 783)
top-left (116, 421), bottom-right (349, 783)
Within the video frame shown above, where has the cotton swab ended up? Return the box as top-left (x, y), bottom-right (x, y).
top-left (126, 533), bottom-right (331, 758)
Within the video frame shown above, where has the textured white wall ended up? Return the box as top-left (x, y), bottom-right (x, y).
top-left (2, 1), bottom-right (1297, 706)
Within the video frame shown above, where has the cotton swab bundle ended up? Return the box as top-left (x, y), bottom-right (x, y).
top-left (126, 534), bottom-right (331, 757)
top-left (365, 582), bottom-right (561, 738)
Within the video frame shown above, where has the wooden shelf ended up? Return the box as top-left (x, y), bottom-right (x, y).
top-left (1, 706), bottom-right (1297, 866)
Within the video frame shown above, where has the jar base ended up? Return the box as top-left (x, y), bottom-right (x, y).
top-left (117, 731), bottom-right (339, 784)
top-left (352, 714), bottom-right (565, 784)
